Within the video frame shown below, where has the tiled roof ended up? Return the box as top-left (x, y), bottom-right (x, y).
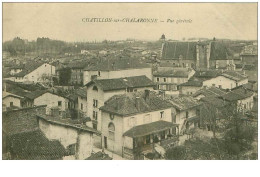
top-left (86, 75), bottom-right (155, 91)
top-left (167, 96), bottom-right (201, 111)
top-left (243, 64), bottom-right (256, 71)
top-left (123, 121), bottom-right (178, 138)
top-left (23, 89), bottom-right (49, 100)
top-left (221, 87), bottom-right (254, 102)
top-left (193, 87), bottom-right (226, 98)
top-left (193, 70), bottom-right (222, 79)
top-left (221, 71), bottom-right (247, 82)
top-left (13, 61), bottom-right (45, 77)
top-left (235, 64), bottom-right (243, 69)
top-left (237, 83), bottom-right (258, 92)
top-left (200, 96), bottom-right (229, 108)
top-left (3, 106), bottom-right (47, 136)
top-left (75, 88), bottom-right (87, 98)
top-left (161, 42), bottom-right (197, 60)
top-left (220, 92), bottom-right (245, 102)
top-left (23, 89), bottom-right (70, 100)
top-left (36, 114), bottom-right (100, 134)
top-left (85, 57), bottom-right (150, 71)
top-left (179, 80), bottom-right (203, 87)
top-left (2, 91), bottom-right (24, 99)
top-left (100, 91), bottom-right (173, 116)
top-left (6, 87), bottom-right (31, 98)
top-left (7, 129), bottom-right (66, 160)
top-left (153, 69), bottom-right (189, 78)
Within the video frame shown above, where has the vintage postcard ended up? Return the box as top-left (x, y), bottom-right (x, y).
top-left (2, 2), bottom-right (258, 160)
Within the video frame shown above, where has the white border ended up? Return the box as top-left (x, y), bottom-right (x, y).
top-left (0, 1), bottom-right (259, 177)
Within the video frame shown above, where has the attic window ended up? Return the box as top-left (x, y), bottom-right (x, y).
top-left (93, 86), bottom-right (98, 91)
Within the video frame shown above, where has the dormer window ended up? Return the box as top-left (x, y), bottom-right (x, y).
top-left (93, 86), bottom-right (98, 91)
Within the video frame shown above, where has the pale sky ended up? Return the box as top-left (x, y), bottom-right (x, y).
top-left (3, 3), bottom-right (258, 42)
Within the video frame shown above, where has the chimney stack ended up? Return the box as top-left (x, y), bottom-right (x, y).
top-left (144, 90), bottom-right (150, 102)
top-left (135, 97), bottom-right (141, 110)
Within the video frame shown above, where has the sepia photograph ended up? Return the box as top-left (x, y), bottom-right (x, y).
top-left (1, 2), bottom-right (258, 161)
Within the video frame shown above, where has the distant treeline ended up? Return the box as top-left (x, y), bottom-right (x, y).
top-left (3, 37), bottom-right (162, 56)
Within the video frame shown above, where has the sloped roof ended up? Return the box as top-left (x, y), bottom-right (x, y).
top-left (3, 105), bottom-right (47, 136)
top-left (221, 87), bottom-right (254, 102)
top-left (7, 129), bottom-right (66, 160)
top-left (193, 70), bottom-right (222, 79)
top-left (23, 89), bottom-right (70, 100)
top-left (85, 57), bottom-right (150, 71)
top-left (153, 69), bottom-right (190, 78)
top-left (179, 80), bottom-right (203, 87)
top-left (162, 41), bottom-right (197, 60)
top-left (86, 75), bottom-right (155, 91)
top-left (193, 87), bottom-right (226, 98)
top-left (200, 96), bottom-right (229, 108)
top-left (220, 92), bottom-right (246, 102)
top-left (123, 120), bottom-right (178, 138)
top-left (100, 91), bottom-right (172, 116)
top-left (221, 71), bottom-right (247, 82)
top-left (75, 88), bottom-right (87, 98)
top-left (2, 91), bottom-right (24, 99)
top-left (167, 96), bottom-right (201, 111)
top-left (13, 61), bottom-right (46, 77)
top-left (23, 89), bottom-right (49, 100)
top-left (36, 114), bottom-right (100, 134)
top-left (6, 87), bottom-right (31, 98)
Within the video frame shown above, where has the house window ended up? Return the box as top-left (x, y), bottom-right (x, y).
top-left (186, 111), bottom-right (189, 118)
top-left (164, 78), bottom-right (166, 82)
top-left (66, 144), bottom-right (76, 156)
top-left (110, 113), bottom-right (115, 120)
top-left (157, 78), bottom-right (160, 82)
top-left (58, 101), bottom-right (62, 107)
top-left (108, 123), bottom-right (115, 141)
top-left (81, 103), bottom-right (83, 110)
top-left (145, 135), bottom-right (151, 144)
top-left (127, 88), bottom-right (133, 92)
top-left (219, 85), bottom-right (222, 89)
top-left (160, 111), bottom-right (164, 119)
top-left (10, 102), bottom-right (13, 107)
top-left (98, 71), bottom-right (101, 76)
top-left (93, 123), bottom-right (97, 130)
top-left (93, 86), bottom-right (98, 91)
top-left (93, 99), bottom-right (98, 108)
top-left (93, 111), bottom-right (98, 120)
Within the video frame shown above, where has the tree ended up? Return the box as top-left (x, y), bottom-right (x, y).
top-left (59, 68), bottom-right (72, 86)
